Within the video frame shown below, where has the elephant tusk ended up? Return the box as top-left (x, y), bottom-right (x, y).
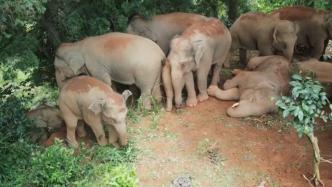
top-left (231, 102), bottom-right (239, 108)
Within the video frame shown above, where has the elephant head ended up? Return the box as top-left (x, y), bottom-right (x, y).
top-left (88, 90), bottom-right (132, 146)
top-left (54, 43), bottom-right (86, 88)
top-left (272, 20), bottom-right (298, 60)
top-left (126, 14), bottom-right (157, 43)
top-left (168, 36), bottom-right (204, 106)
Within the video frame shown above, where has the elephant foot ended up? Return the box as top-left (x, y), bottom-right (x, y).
top-left (67, 139), bottom-right (79, 148)
top-left (207, 85), bottom-right (219, 97)
top-left (197, 93), bottom-right (209, 102)
top-left (77, 126), bottom-right (87, 138)
top-left (186, 97), bottom-right (197, 107)
top-left (111, 142), bottom-right (120, 148)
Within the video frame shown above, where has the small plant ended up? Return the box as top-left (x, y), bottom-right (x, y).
top-left (276, 74), bottom-right (332, 186)
top-left (29, 140), bottom-right (83, 186)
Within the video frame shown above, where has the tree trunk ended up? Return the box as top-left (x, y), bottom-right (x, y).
top-left (227, 0), bottom-right (238, 23)
top-left (306, 132), bottom-right (322, 186)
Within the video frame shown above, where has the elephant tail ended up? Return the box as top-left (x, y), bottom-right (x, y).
top-left (162, 58), bottom-right (173, 111)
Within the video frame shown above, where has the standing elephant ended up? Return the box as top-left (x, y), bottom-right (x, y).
top-left (230, 12), bottom-right (298, 63)
top-left (59, 76), bottom-right (132, 148)
top-left (272, 6), bottom-right (332, 59)
top-left (54, 32), bottom-right (170, 110)
top-left (126, 12), bottom-right (208, 54)
top-left (164, 18), bottom-right (232, 110)
top-left (208, 55), bottom-right (290, 117)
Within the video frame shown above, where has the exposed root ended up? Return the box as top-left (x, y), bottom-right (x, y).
top-left (231, 102), bottom-right (239, 108)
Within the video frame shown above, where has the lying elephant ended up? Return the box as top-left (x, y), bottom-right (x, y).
top-left (230, 12), bottom-right (298, 63)
top-left (208, 55), bottom-right (290, 117)
top-left (27, 104), bottom-right (64, 143)
top-left (297, 59), bottom-right (332, 83)
top-left (165, 18), bottom-right (232, 110)
top-left (272, 6), bottom-right (332, 59)
top-left (54, 32), bottom-right (170, 110)
top-left (59, 76), bottom-right (132, 148)
top-left (127, 12), bottom-right (208, 54)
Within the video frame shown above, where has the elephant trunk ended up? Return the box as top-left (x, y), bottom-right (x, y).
top-left (162, 59), bottom-right (173, 111)
top-left (283, 47), bottom-right (294, 61)
top-left (55, 70), bottom-right (66, 89)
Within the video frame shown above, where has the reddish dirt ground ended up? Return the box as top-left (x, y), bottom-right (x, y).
top-left (132, 98), bottom-right (332, 187)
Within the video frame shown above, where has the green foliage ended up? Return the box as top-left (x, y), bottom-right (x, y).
top-left (30, 140), bottom-right (82, 186)
top-left (276, 74), bottom-right (332, 136)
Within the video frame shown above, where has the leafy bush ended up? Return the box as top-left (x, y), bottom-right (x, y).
top-left (276, 74), bottom-right (332, 185)
top-left (29, 140), bottom-right (82, 186)
top-left (277, 74), bottom-right (332, 136)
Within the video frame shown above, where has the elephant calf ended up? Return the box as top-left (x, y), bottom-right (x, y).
top-left (208, 55), bottom-right (290, 117)
top-left (230, 12), bottom-right (298, 63)
top-left (164, 18), bottom-right (231, 110)
top-left (27, 104), bottom-right (64, 143)
top-left (54, 32), bottom-right (170, 110)
top-left (59, 76), bottom-right (132, 148)
top-left (272, 6), bottom-right (332, 59)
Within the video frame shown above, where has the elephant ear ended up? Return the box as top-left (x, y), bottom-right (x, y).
top-left (273, 27), bottom-right (287, 50)
top-left (67, 53), bottom-right (85, 75)
top-left (127, 15), bottom-right (157, 42)
top-left (88, 99), bottom-right (107, 115)
top-left (192, 39), bottom-right (204, 65)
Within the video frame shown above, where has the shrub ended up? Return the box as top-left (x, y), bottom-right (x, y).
top-left (29, 140), bottom-right (83, 186)
top-left (276, 74), bottom-right (332, 186)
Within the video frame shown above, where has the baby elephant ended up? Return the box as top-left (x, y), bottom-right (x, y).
top-left (59, 76), bottom-right (132, 148)
top-left (27, 104), bottom-right (64, 143)
top-left (164, 18), bottom-right (232, 110)
top-left (208, 55), bottom-right (290, 117)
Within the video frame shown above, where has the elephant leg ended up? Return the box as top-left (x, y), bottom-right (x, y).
top-left (106, 125), bottom-right (119, 148)
top-left (197, 64), bottom-right (211, 103)
top-left (151, 75), bottom-right (162, 102)
top-left (83, 112), bottom-right (107, 146)
top-left (210, 63), bottom-right (221, 86)
top-left (310, 37), bottom-right (325, 59)
top-left (185, 72), bottom-right (197, 107)
top-left (207, 85), bottom-right (240, 100)
top-left (171, 70), bottom-right (186, 108)
top-left (239, 48), bottom-right (247, 66)
top-left (62, 111), bottom-right (79, 148)
top-left (76, 120), bottom-right (87, 138)
top-left (226, 100), bottom-right (273, 118)
top-left (137, 83), bottom-right (152, 110)
top-left (247, 56), bottom-right (271, 70)
top-left (113, 123), bottom-right (128, 146)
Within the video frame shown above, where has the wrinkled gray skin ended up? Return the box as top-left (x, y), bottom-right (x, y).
top-left (126, 12), bottom-right (208, 54)
top-left (54, 32), bottom-right (167, 110)
top-left (230, 12), bottom-right (298, 63)
top-left (272, 6), bottom-right (332, 59)
top-left (208, 56), bottom-right (290, 117)
top-left (59, 76), bottom-right (132, 148)
top-left (166, 18), bottom-right (232, 110)
top-left (27, 104), bottom-right (64, 143)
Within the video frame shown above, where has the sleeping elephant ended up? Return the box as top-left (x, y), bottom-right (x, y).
top-left (126, 12), bottom-right (208, 54)
top-left (272, 6), bottom-right (332, 59)
top-left (230, 12), bottom-right (299, 63)
top-left (297, 58), bottom-right (332, 83)
top-left (164, 18), bottom-right (232, 110)
top-left (27, 104), bottom-right (64, 143)
top-left (208, 55), bottom-right (290, 117)
top-left (54, 32), bottom-right (171, 110)
top-left (59, 76), bottom-right (132, 148)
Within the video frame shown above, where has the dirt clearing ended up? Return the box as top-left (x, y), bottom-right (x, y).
top-left (132, 98), bottom-right (332, 187)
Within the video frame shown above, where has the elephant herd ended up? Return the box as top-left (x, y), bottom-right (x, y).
top-left (28, 6), bottom-right (332, 148)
